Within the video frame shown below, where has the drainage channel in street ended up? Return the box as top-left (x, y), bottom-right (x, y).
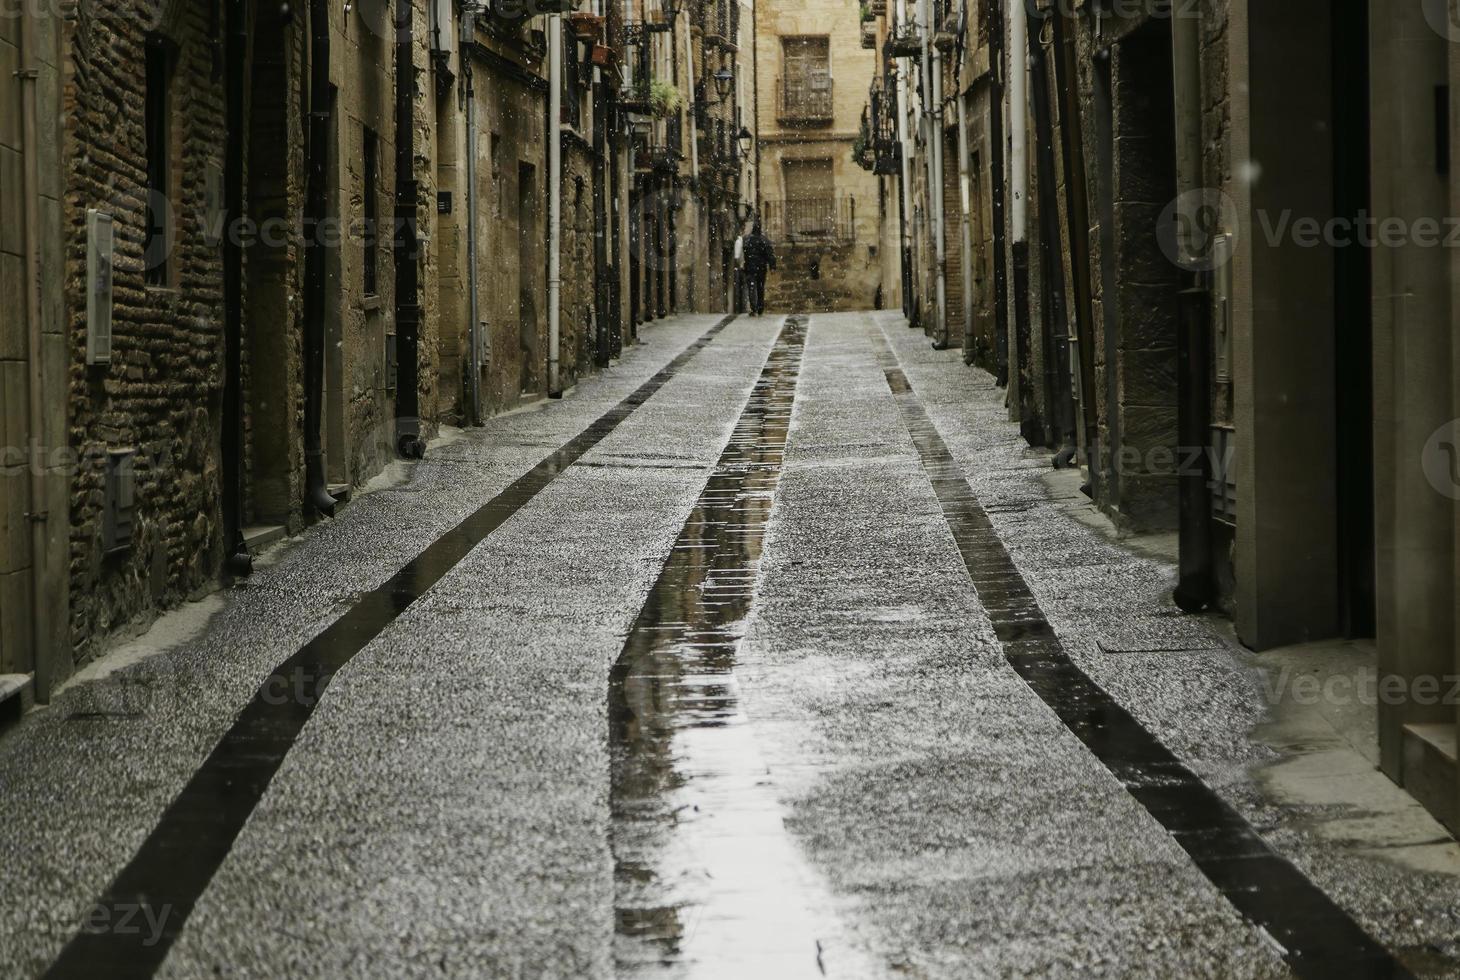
top-left (872, 327), bottom-right (1413, 980)
top-left (609, 315), bottom-right (853, 978)
top-left (43, 316), bottom-right (741, 980)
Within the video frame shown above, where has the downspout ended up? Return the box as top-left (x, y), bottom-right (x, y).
top-left (548, 11), bottom-right (563, 396)
top-left (752, 0), bottom-right (761, 207)
top-left (303, 0), bottom-right (340, 514)
top-left (222, 0), bottom-right (253, 575)
top-left (1171, 1), bottom-right (1213, 611)
top-left (929, 9), bottom-right (949, 350)
top-left (18, 6), bottom-right (54, 697)
top-left (987, 0), bottom-right (1007, 384)
top-left (394, 0), bottom-right (427, 449)
top-left (1008, 0), bottom-right (1037, 436)
top-left (682, 5), bottom-right (699, 309)
top-left (955, 2), bottom-right (974, 358)
top-left (894, 0), bottom-right (915, 318)
top-left (918, 0), bottom-right (936, 335)
top-left (464, 30), bottom-right (484, 424)
top-left (592, 2), bottom-right (611, 366)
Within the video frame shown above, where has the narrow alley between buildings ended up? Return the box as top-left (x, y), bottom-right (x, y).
top-left (4, 313), bottom-right (1458, 979)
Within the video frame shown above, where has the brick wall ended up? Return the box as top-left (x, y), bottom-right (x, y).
top-left (63, 0), bottom-right (230, 658)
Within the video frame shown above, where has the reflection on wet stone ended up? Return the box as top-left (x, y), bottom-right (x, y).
top-left (609, 317), bottom-right (819, 975)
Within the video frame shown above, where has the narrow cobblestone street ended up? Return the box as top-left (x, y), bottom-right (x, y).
top-left (4, 313), bottom-right (1458, 979)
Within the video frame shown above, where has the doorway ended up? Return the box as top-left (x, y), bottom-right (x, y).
top-left (244, 4), bottom-right (298, 523)
top-left (518, 161), bottom-right (540, 396)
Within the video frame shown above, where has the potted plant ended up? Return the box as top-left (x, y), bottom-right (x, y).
top-left (650, 79), bottom-right (683, 118)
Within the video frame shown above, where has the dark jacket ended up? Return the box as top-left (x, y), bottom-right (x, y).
top-left (744, 233), bottom-right (776, 274)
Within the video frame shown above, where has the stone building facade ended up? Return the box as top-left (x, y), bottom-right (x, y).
top-left (867, 0), bottom-right (1460, 835)
top-left (2, 0), bottom-right (738, 711)
top-left (753, 0), bottom-right (881, 312)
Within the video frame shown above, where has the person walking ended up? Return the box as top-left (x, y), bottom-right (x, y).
top-left (743, 223), bottom-right (776, 317)
top-left (732, 229), bottom-right (746, 313)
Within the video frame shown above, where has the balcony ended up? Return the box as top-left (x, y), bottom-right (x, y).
top-left (776, 77), bottom-right (834, 124)
top-left (762, 194), bottom-right (857, 244)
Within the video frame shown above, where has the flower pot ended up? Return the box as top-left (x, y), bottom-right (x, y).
top-left (590, 43), bottom-right (615, 67)
top-left (570, 12), bottom-right (604, 41)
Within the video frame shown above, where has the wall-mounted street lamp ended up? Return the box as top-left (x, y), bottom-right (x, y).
top-left (737, 126), bottom-right (753, 158)
top-left (713, 67), bottom-right (735, 102)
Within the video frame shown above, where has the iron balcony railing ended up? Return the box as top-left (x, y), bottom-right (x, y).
top-left (776, 77), bottom-right (834, 123)
top-left (762, 194), bottom-right (857, 243)
top-left (869, 75), bottom-right (901, 175)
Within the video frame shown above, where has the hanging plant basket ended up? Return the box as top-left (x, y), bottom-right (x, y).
top-left (590, 42), bottom-right (615, 67)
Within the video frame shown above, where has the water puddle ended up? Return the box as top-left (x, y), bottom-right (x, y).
top-left (609, 317), bottom-right (852, 978)
top-left (43, 317), bottom-right (738, 979)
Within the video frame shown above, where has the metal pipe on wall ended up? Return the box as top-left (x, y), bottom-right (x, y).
top-left (682, 6), bottom-right (700, 310)
top-left (986, 0), bottom-right (1008, 384)
top-left (919, 0), bottom-right (937, 335)
top-left (930, 28), bottom-right (949, 349)
top-left (955, 5), bottom-right (974, 358)
top-left (548, 12), bottom-right (563, 396)
top-left (894, 0), bottom-right (916, 317)
top-left (1008, 0), bottom-right (1037, 436)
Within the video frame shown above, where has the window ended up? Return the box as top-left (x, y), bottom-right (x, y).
top-left (782, 158), bottom-right (835, 236)
top-left (780, 36), bottom-right (831, 121)
top-left (363, 128), bottom-right (379, 296)
top-left (144, 36), bottom-right (176, 286)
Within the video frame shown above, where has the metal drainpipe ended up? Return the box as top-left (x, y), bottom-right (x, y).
top-left (592, 2), bottom-right (611, 366)
top-left (918, 0), bottom-right (936, 335)
top-left (986, 0), bottom-right (1008, 384)
top-left (894, 0), bottom-right (915, 318)
top-left (303, 0), bottom-right (340, 514)
top-left (954, 6), bottom-right (974, 358)
top-left (1171, 3), bottom-right (1213, 612)
top-left (548, 12), bottom-right (563, 396)
top-left (464, 34), bottom-right (484, 424)
top-left (929, 17), bottom-right (949, 350)
top-left (956, 85), bottom-right (974, 357)
top-left (682, 5), bottom-right (699, 310)
top-left (18, 6), bottom-right (53, 698)
top-left (1008, 0), bottom-right (1034, 434)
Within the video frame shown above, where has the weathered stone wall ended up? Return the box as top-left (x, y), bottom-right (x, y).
top-left (469, 31), bottom-right (548, 411)
top-left (753, 0), bottom-right (881, 313)
top-left (762, 239), bottom-right (881, 312)
top-left (62, 0), bottom-right (231, 658)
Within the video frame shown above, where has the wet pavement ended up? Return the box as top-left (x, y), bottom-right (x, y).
top-left (2, 311), bottom-right (1459, 978)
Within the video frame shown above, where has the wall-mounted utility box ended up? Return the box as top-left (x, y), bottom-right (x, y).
top-left (103, 449), bottom-right (136, 555)
top-left (86, 210), bottom-right (114, 366)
